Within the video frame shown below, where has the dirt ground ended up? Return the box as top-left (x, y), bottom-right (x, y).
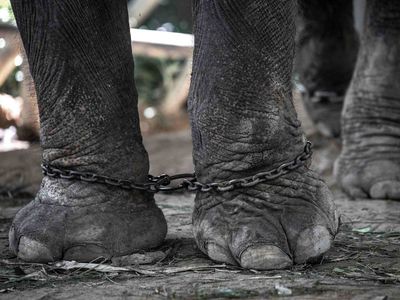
top-left (0, 115), bottom-right (399, 299)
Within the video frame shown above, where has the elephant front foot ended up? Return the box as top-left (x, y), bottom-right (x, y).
top-left (335, 158), bottom-right (400, 200)
top-left (335, 93), bottom-right (400, 200)
top-left (9, 177), bottom-right (167, 262)
top-left (193, 168), bottom-right (339, 270)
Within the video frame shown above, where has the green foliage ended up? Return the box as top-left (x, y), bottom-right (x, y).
top-left (0, 67), bottom-right (21, 97)
top-left (134, 56), bottom-right (184, 105)
top-left (0, 0), bottom-right (190, 106)
top-left (135, 0), bottom-right (192, 105)
top-left (0, 0), bottom-right (14, 22)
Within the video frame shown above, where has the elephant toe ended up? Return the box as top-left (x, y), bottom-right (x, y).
top-left (239, 245), bottom-right (292, 270)
top-left (17, 236), bottom-right (57, 263)
top-left (206, 243), bottom-right (237, 265)
top-left (294, 225), bottom-right (333, 264)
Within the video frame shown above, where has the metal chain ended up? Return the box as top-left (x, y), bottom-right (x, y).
top-left (41, 141), bottom-right (312, 193)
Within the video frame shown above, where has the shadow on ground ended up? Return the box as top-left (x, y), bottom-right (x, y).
top-left (0, 130), bottom-right (399, 299)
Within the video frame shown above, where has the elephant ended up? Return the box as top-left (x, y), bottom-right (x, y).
top-left (295, 0), bottom-right (359, 138)
top-left (296, 0), bottom-right (400, 199)
top-left (7, 0), bottom-right (399, 270)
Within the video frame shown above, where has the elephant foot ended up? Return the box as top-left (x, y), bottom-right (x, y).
top-left (8, 0), bottom-right (167, 263)
top-left (188, 0), bottom-right (338, 270)
top-left (335, 158), bottom-right (400, 200)
top-left (335, 91), bottom-right (400, 200)
top-left (193, 168), bottom-right (339, 270)
top-left (9, 177), bottom-right (167, 262)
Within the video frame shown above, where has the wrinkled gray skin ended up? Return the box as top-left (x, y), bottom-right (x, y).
top-left (9, 0), bottom-right (167, 262)
top-left (335, 1), bottom-right (400, 200)
top-left (188, 1), bottom-right (337, 268)
top-left (10, 0), bottom-right (397, 269)
top-left (296, 0), bottom-right (400, 199)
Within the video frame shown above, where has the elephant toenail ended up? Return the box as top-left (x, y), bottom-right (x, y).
top-left (240, 245), bottom-right (292, 270)
top-left (206, 243), bottom-right (237, 265)
top-left (17, 237), bottom-right (56, 262)
top-left (294, 225), bottom-right (332, 264)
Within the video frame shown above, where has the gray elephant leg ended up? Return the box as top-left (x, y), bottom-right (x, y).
top-left (335, 1), bottom-right (400, 200)
top-left (296, 0), bottom-right (359, 137)
top-left (189, 1), bottom-right (338, 270)
top-left (9, 0), bottom-right (167, 262)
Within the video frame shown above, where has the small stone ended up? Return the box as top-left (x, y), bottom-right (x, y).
top-left (274, 283), bottom-right (292, 296)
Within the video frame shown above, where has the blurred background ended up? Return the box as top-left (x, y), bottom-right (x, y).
top-left (1, 3), bottom-right (400, 297)
top-left (0, 0), bottom-right (366, 152)
top-left (0, 0), bottom-right (195, 151)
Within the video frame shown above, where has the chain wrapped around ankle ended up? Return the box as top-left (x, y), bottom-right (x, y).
top-left (41, 142), bottom-right (312, 193)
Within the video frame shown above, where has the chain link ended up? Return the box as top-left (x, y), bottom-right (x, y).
top-left (41, 141), bottom-right (312, 193)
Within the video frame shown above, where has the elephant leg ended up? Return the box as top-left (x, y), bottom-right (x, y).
top-left (9, 0), bottom-right (167, 262)
top-left (335, 1), bottom-right (400, 200)
top-left (189, 1), bottom-right (338, 270)
top-left (296, 0), bottom-right (359, 137)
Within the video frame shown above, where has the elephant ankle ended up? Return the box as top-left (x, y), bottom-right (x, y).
top-left (37, 177), bottom-right (153, 207)
top-left (193, 133), bottom-right (309, 184)
top-left (41, 140), bottom-right (150, 183)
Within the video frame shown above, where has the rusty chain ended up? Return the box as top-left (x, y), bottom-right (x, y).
top-left (41, 141), bottom-right (312, 193)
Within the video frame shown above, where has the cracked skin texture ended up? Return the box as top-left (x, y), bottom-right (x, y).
top-left (188, 1), bottom-right (338, 269)
top-left (9, 178), bottom-right (167, 262)
top-left (193, 168), bottom-right (338, 269)
top-left (9, 0), bottom-right (167, 262)
top-left (9, 0), bottom-right (340, 268)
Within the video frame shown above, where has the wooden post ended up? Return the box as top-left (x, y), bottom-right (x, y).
top-left (160, 58), bottom-right (192, 116)
top-left (130, 29), bottom-right (193, 59)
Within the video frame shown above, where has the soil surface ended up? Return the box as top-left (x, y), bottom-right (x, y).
top-left (0, 118), bottom-right (399, 299)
